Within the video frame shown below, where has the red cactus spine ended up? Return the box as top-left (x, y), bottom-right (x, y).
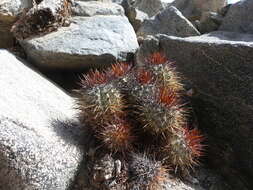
top-left (97, 119), bottom-right (135, 153)
top-left (109, 62), bottom-right (132, 78)
top-left (80, 69), bottom-right (108, 89)
top-left (163, 127), bottom-right (204, 173)
top-left (136, 68), bottom-right (154, 85)
top-left (146, 52), bottom-right (168, 65)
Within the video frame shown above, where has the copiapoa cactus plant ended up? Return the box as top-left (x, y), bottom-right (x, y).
top-left (75, 52), bottom-right (204, 189)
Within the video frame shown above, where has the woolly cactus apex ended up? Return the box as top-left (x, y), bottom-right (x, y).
top-left (76, 82), bottom-right (125, 128)
top-left (123, 67), bottom-right (157, 104)
top-left (164, 128), bottom-right (204, 173)
top-left (106, 62), bottom-right (134, 90)
top-left (129, 153), bottom-right (168, 190)
top-left (145, 52), bottom-right (183, 92)
top-left (127, 68), bottom-right (156, 102)
top-left (97, 119), bottom-right (135, 154)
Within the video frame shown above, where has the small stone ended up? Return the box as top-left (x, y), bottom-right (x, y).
top-left (115, 160), bottom-right (122, 176)
top-left (137, 6), bottom-right (200, 37)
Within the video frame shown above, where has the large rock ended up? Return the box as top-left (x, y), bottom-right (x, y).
top-left (20, 15), bottom-right (139, 70)
top-left (121, 0), bottom-right (171, 31)
top-left (171, 0), bottom-right (227, 21)
top-left (129, 8), bottom-right (148, 32)
top-left (0, 21), bottom-right (13, 48)
top-left (219, 0), bottom-right (253, 34)
top-left (137, 6), bottom-right (200, 37)
top-left (0, 50), bottom-right (85, 189)
top-left (72, 1), bottom-right (124, 16)
top-left (198, 11), bottom-right (223, 34)
top-left (136, 31), bottom-right (253, 189)
top-left (121, 0), bottom-right (148, 31)
top-left (123, 1), bottom-right (148, 31)
top-left (0, 0), bottom-right (32, 48)
top-left (134, 0), bottom-right (164, 17)
top-left (0, 0), bottom-right (31, 21)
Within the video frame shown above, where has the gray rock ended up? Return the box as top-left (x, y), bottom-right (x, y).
top-left (137, 6), bottom-right (200, 38)
top-left (78, 0), bottom-right (112, 2)
top-left (0, 21), bottom-right (14, 48)
top-left (112, 0), bottom-right (124, 3)
top-left (189, 168), bottom-right (233, 190)
top-left (132, 8), bottom-right (148, 30)
top-left (161, 0), bottom-right (175, 7)
top-left (121, 0), bottom-right (165, 19)
top-left (218, 4), bottom-right (231, 17)
top-left (219, 0), bottom-right (253, 34)
top-left (127, 6), bottom-right (148, 31)
top-left (134, 0), bottom-right (164, 17)
top-left (121, 0), bottom-right (174, 31)
top-left (171, 0), bottom-right (227, 21)
top-left (0, 0), bottom-right (31, 19)
top-left (198, 11), bottom-right (223, 34)
top-left (0, 0), bottom-right (32, 48)
top-left (121, 0), bottom-right (148, 31)
top-left (72, 1), bottom-right (124, 16)
top-left (21, 15), bottom-right (138, 70)
top-left (0, 50), bottom-right (85, 189)
top-left (136, 31), bottom-right (253, 189)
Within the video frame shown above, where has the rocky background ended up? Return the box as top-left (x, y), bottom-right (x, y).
top-left (0, 0), bottom-right (252, 189)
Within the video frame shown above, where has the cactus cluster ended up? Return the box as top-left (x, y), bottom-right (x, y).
top-left (76, 52), bottom-right (204, 189)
